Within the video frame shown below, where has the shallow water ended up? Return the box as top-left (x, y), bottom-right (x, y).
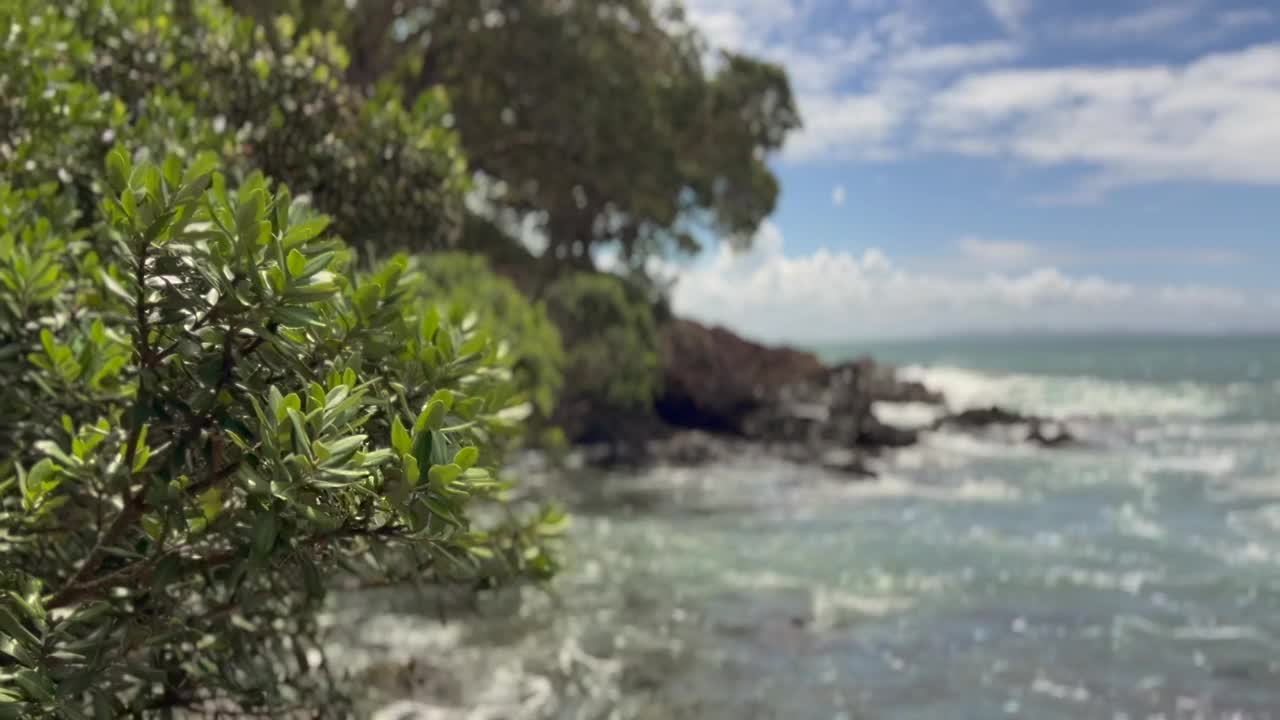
top-left (333, 336), bottom-right (1280, 719)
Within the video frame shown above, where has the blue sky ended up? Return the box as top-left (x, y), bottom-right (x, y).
top-left (665, 0), bottom-right (1280, 341)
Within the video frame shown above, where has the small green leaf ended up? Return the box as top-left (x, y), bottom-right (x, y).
top-left (452, 446), bottom-right (479, 470)
top-left (286, 248), bottom-right (306, 278)
top-left (250, 513), bottom-right (277, 559)
top-left (182, 151), bottom-right (219, 187)
top-left (0, 605), bottom-right (40, 649)
top-left (321, 435), bottom-right (365, 465)
top-left (415, 400), bottom-right (446, 433)
top-left (391, 416), bottom-right (411, 455)
top-left (106, 149), bottom-right (130, 193)
top-left (14, 670), bottom-right (53, 703)
top-left (428, 463), bottom-right (462, 488)
top-left (282, 216), bottom-right (330, 249)
top-left (287, 408), bottom-right (312, 460)
top-left (429, 388), bottom-right (455, 412)
top-left (198, 488), bottom-right (222, 522)
top-left (402, 454), bottom-right (420, 488)
top-left (235, 189), bottom-right (264, 244)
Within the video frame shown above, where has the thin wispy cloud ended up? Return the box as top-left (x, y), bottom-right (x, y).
top-left (984, 0), bottom-right (1032, 33)
top-left (1216, 8), bottom-right (1275, 30)
top-left (956, 236), bottom-right (1037, 267)
top-left (1067, 3), bottom-right (1200, 42)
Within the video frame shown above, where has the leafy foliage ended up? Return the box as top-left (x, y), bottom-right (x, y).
top-left (544, 272), bottom-right (662, 424)
top-left (0, 151), bottom-right (561, 717)
top-left (0, 0), bottom-right (562, 713)
top-left (240, 0), bottom-right (802, 272)
top-left (3, 0), bottom-right (469, 255)
top-left (415, 253), bottom-right (565, 418)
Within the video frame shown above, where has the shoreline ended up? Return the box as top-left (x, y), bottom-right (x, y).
top-left (569, 318), bottom-right (1076, 476)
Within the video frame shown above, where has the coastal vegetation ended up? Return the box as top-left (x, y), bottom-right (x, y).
top-left (0, 0), bottom-right (800, 715)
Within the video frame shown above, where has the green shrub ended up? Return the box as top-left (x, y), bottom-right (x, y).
top-left (0, 149), bottom-right (561, 716)
top-left (415, 253), bottom-right (565, 418)
top-left (0, 2), bottom-right (570, 714)
top-left (544, 272), bottom-right (661, 420)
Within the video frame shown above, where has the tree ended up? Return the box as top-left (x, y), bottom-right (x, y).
top-left (24, 0), bottom-right (472, 255)
top-left (251, 0), bottom-right (802, 275)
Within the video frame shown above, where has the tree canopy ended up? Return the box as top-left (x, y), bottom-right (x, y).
top-left (256, 0), bottom-right (802, 272)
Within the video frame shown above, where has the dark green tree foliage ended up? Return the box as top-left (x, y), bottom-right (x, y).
top-left (255, 0), bottom-right (802, 272)
top-left (5, 0), bottom-right (469, 255)
top-left (543, 272), bottom-right (662, 432)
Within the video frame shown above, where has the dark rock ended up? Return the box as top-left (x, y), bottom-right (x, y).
top-left (935, 405), bottom-right (1029, 429)
top-left (648, 430), bottom-right (727, 466)
top-left (656, 319), bottom-right (826, 433)
top-left (582, 318), bottom-right (1079, 474)
top-left (855, 415), bottom-right (919, 450)
top-left (933, 405), bottom-right (1079, 449)
top-left (837, 356), bottom-right (944, 405)
top-left (1026, 420), bottom-right (1076, 448)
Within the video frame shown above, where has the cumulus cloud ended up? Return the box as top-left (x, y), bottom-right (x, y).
top-left (669, 224), bottom-right (1276, 342)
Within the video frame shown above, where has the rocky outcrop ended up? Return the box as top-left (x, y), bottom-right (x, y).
top-left (935, 405), bottom-right (1078, 447)
top-left (934, 405), bottom-right (1027, 429)
top-left (645, 320), bottom-right (952, 476)
top-left (592, 318), bottom-right (1075, 474)
top-left (656, 319), bottom-right (827, 433)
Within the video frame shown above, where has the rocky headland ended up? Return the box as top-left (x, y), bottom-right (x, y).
top-left (575, 318), bottom-right (1076, 476)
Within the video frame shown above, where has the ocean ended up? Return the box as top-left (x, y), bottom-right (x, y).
top-left (337, 335), bottom-right (1280, 719)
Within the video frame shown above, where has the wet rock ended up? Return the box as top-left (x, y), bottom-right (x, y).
top-left (935, 405), bottom-right (1029, 429)
top-left (583, 318), bottom-right (1082, 473)
top-left (855, 415), bottom-right (919, 450)
top-left (656, 318), bottom-right (826, 433)
top-left (647, 430), bottom-right (729, 466)
top-left (1027, 420), bottom-right (1076, 448)
top-left (934, 405), bottom-right (1078, 449)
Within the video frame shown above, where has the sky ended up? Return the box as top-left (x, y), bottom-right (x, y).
top-left (664, 0), bottom-right (1280, 342)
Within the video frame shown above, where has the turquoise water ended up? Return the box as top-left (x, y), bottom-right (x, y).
top-left (337, 336), bottom-right (1280, 719)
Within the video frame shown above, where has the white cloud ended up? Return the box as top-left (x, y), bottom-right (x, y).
top-left (889, 41), bottom-right (1021, 74)
top-left (921, 44), bottom-right (1280, 190)
top-left (1068, 3), bottom-right (1200, 41)
top-left (1156, 284), bottom-right (1248, 310)
top-left (956, 236), bottom-right (1037, 267)
top-left (787, 92), bottom-right (900, 160)
top-left (1216, 8), bottom-right (1275, 30)
top-left (682, 0), bottom-right (800, 52)
top-left (985, 0), bottom-right (1032, 32)
top-left (832, 184), bottom-right (847, 206)
top-left (670, 224), bottom-right (1276, 341)
top-left (682, 1), bottom-right (1280, 197)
